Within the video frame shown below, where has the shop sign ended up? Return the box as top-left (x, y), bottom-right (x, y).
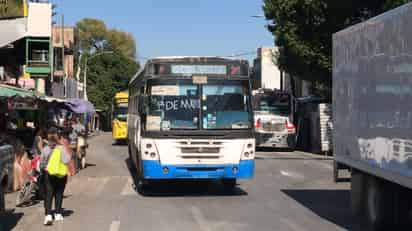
top-left (0, 0), bottom-right (27, 19)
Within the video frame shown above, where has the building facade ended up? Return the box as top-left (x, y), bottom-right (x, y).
top-left (52, 25), bottom-right (82, 98)
top-left (0, 1), bottom-right (83, 98)
top-left (252, 47), bottom-right (312, 97)
top-left (0, 1), bottom-right (51, 94)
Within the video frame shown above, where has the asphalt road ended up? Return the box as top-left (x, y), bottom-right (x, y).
top-left (1, 133), bottom-right (352, 231)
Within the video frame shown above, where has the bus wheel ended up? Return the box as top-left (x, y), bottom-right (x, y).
top-left (136, 178), bottom-right (150, 195)
top-left (222, 179), bottom-right (237, 191)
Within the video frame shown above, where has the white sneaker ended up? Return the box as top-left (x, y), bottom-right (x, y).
top-left (54, 213), bottom-right (64, 221)
top-left (44, 215), bottom-right (53, 225)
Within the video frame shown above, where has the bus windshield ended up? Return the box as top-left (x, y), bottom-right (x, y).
top-left (253, 94), bottom-right (291, 116)
top-left (114, 106), bottom-right (128, 121)
top-left (146, 80), bottom-right (251, 131)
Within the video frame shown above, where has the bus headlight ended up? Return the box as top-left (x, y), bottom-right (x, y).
top-left (141, 139), bottom-right (159, 160)
top-left (241, 141), bottom-right (255, 160)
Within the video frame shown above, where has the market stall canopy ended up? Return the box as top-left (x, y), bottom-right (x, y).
top-left (0, 84), bottom-right (36, 98)
top-left (65, 98), bottom-right (95, 114)
top-left (0, 18), bottom-right (27, 48)
top-left (40, 96), bottom-right (66, 103)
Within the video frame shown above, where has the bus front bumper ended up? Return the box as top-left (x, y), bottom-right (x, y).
top-left (142, 160), bottom-right (254, 179)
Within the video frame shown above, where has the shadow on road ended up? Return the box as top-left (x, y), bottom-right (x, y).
top-left (282, 189), bottom-right (354, 230)
top-left (0, 211), bottom-right (24, 231)
top-left (255, 156), bottom-right (332, 161)
top-left (85, 163), bottom-right (97, 168)
top-left (62, 208), bottom-right (74, 218)
top-left (256, 147), bottom-right (292, 153)
top-left (125, 158), bottom-right (248, 197)
top-left (112, 140), bottom-right (128, 146)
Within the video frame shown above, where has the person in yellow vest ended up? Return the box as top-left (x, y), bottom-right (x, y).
top-left (40, 127), bottom-right (71, 226)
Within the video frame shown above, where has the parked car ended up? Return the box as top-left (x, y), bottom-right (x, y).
top-left (0, 144), bottom-right (14, 212)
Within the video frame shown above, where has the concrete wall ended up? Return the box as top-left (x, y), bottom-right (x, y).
top-left (27, 2), bottom-right (51, 37)
top-left (259, 47), bottom-right (282, 90)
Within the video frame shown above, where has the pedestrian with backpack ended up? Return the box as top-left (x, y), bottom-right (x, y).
top-left (40, 127), bottom-right (71, 226)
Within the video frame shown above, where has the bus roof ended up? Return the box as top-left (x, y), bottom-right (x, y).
top-left (114, 91), bottom-right (128, 99)
top-left (130, 56), bottom-right (249, 84)
top-left (148, 56), bottom-right (249, 64)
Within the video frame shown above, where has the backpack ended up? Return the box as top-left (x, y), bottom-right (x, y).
top-left (47, 146), bottom-right (68, 178)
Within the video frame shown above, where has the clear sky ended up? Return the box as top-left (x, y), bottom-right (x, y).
top-left (52, 0), bottom-right (274, 63)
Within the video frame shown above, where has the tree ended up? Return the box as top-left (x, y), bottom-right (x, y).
top-left (75, 18), bottom-right (140, 109)
top-left (76, 18), bottom-right (137, 58)
top-left (106, 29), bottom-right (137, 58)
top-left (263, 0), bottom-right (411, 99)
top-left (76, 18), bottom-right (108, 52)
top-left (86, 52), bottom-right (139, 110)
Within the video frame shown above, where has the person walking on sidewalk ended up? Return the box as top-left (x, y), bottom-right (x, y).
top-left (40, 127), bottom-right (71, 226)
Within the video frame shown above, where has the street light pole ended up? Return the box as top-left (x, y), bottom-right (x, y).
top-left (83, 56), bottom-right (88, 100)
top-left (83, 51), bottom-right (114, 101)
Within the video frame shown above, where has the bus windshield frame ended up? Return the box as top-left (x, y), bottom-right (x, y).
top-left (113, 106), bottom-right (128, 121)
top-left (144, 78), bottom-right (253, 133)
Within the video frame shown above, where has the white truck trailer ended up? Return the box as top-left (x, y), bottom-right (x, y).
top-left (333, 3), bottom-right (412, 230)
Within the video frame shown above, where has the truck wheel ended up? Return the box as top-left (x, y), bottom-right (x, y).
top-left (0, 184), bottom-right (5, 212)
top-left (333, 160), bottom-right (339, 183)
top-left (365, 176), bottom-right (393, 231)
top-left (396, 185), bottom-right (412, 229)
top-left (351, 169), bottom-right (366, 226)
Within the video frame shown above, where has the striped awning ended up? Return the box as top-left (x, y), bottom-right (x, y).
top-left (0, 84), bottom-right (36, 98)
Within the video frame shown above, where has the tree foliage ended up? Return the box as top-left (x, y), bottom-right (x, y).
top-left (76, 18), bottom-right (137, 59)
top-left (75, 18), bottom-right (139, 110)
top-left (263, 0), bottom-right (411, 97)
top-left (86, 53), bottom-right (139, 110)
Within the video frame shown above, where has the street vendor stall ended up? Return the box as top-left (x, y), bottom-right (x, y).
top-left (0, 84), bottom-right (38, 191)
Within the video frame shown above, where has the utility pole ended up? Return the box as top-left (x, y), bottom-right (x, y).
top-left (61, 14), bottom-right (66, 98)
top-left (84, 56), bottom-right (88, 101)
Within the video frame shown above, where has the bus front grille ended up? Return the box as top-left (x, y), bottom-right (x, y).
top-left (181, 147), bottom-right (220, 154)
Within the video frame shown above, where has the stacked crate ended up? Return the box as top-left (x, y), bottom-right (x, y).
top-left (319, 104), bottom-right (333, 153)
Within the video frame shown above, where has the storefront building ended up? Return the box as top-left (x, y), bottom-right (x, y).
top-left (0, 1), bottom-right (52, 95)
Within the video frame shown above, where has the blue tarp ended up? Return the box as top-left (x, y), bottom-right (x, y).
top-left (65, 98), bottom-right (95, 114)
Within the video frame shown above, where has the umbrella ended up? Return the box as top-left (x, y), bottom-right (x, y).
top-left (65, 98), bottom-right (95, 114)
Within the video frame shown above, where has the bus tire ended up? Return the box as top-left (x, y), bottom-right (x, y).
top-left (136, 178), bottom-right (151, 195)
top-left (222, 179), bottom-right (236, 191)
top-left (365, 176), bottom-right (393, 231)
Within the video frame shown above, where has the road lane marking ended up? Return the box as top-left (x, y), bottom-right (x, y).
top-left (279, 217), bottom-right (305, 231)
top-left (110, 220), bottom-right (121, 231)
top-left (121, 177), bottom-right (135, 196)
top-left (280, 170), bottom-right (304, 179)
top-left (191, 206), bottom-right (212, 231)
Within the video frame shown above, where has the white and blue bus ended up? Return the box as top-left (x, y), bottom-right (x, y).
top-left (128, 57), bottom-right (255, 190)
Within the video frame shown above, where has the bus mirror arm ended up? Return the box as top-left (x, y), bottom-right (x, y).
top-left (138, 95), bottom-right (148, 114)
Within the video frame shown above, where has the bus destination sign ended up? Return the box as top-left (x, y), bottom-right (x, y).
top-left (171, 65), bottom-right (227, 75)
